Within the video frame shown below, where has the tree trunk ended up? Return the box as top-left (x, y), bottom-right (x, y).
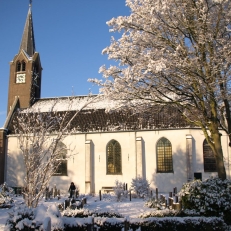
top-left (213, 132), bottom-right (226, 180)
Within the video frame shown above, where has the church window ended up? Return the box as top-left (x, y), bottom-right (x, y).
top-left (17, 61), bottom-right (21, 72)
top-left (53, 142), bottom-right (67, 176)
top-left (22, 61), bottom-right (26, 71)
top-left (203, 139), bottom-right (217, 172)
top-left (156, 137), bottom-right (173, 173)
top-left (107, 139), bottom-right (122, 174)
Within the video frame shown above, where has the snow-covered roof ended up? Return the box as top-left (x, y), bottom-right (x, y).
top-left (28, 95), bottom-right (118, 112)
top-left (8, 95), bottom-right (194, 134)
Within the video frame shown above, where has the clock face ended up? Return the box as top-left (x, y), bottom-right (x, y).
top-left (16, 74), bottom-right (26, 83)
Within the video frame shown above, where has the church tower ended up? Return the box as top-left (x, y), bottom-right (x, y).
top-left (7, 2), bottom-right (42, 114)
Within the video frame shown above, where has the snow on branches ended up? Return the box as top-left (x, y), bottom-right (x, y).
top-left (90, 0), bottom-right (231, 180)
top-left (11, 96), bottom-right (98, 208)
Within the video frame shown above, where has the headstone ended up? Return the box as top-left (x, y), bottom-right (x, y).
top-left (64, 199), bottom-right (70, 209)
top-left (82, 197), bottom-right (87, 205)
top-left (173, 187), bottom-right (177, 196)
top-left (75, 189), bottom-right (79, 198)
top-left (50, 188), bottom-right (53, 198)
top-left (54, 185), bottom-right (57, 198)
top-left (169, 197), bottom-right (173, 208)
top-left (175, 195), bottom-right (179, 203)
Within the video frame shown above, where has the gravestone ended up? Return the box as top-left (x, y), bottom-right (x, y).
top-left (54, 185), bottom-right (57, 198)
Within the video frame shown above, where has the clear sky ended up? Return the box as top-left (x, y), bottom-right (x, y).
top-left (0, 0), bottom-right (130, 127)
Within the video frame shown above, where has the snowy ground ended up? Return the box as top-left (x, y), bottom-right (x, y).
top-left (0, 193), bottom-right (158, 230)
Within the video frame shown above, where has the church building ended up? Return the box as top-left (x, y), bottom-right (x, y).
top-left (0, 3), bottom-right (230, 194)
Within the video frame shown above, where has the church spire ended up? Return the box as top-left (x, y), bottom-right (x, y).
top-left (19, 1), bottom-right (35, 57)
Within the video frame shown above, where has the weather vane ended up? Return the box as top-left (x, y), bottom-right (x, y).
top-left (29, 0), bottom-right (32, 6)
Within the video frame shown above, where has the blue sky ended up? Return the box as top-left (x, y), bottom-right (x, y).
top-left (0, 0), bottom-right (130, 127)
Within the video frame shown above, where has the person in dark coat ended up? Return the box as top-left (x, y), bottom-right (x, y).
top-left (68, 182), bottom-right (76, 198)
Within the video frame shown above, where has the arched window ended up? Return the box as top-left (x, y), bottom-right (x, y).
top-left (107, 139), bottom-right (122, 174)
top-left (17, 61), bottom-right (21, 72)
top-left (22, 61), bottom-right (26, 71)
top-left (156, 137), bottom-right (173, 173)
top-left (53, 142), bottom-right (67, 176)
top-left (203, 139), bottom-right (217, 172)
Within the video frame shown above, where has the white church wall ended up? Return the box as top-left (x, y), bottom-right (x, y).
top-left (6, 136), bottom-right (25, 187)
top-left (5, 129), bottom-right (231, 195)
top-left (49, 134), bottom-right (87, 194)
top-left (137, 129), bottom-right (188, 193)
top-left (190, 130), bottom-right (231, 180)
top-left (86, 132), bottom-right (137, 193)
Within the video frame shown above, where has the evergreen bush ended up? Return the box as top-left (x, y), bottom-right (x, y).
top-left (62, 208), bottom-right (123, 218)
top-left (0, 182), bottom-right (14, 208)
top-left (130, 217), bottom-right (227, 231)
top-left (179, 177), bottom-right (231, 224)
top-left (4, 206), bottom-right (41, 231)
top-left (130, 176), bottom-right (150, 198)
top-left (144, 197), bottom-right (166, 210)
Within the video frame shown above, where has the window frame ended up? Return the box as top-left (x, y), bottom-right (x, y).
top-left (156, 137), bottom-right (173, 173)
top-left (203, 139), bottom-right (217, 172)
top-left (52, 142), bottom-right (68, 176)
top-left (106, 139), bottom-right (122, 175)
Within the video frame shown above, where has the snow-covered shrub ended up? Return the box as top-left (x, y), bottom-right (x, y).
top-left (62, 208), bottom-right (123, 218)
top-left (5, 204), bottom-right (64, 231)
top-left (4, 205), bottom-right (41, 231)
top-left (130, 176), bottom-right (150, 198)
top-left (62, 208), bottom-right (90, 218)
top-left (129, 217), bottom-right (227, 231)
top-left (144, 197), bottom-right (166, 210)
top-left (0, 182), bottom-right (14, 208)
top-left (139, 209), bottom-right (180, 218)
top-left (179, 177), bottom-right (231, 223)
top-left (102, 193), bottom-right (113, 201)
top-left (113, 180), bottom-right (126, 202)
top-left (94, 217), bottom-right (124, 231)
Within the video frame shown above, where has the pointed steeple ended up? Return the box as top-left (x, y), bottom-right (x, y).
top-left (19, 1), bottom-right (35, 57)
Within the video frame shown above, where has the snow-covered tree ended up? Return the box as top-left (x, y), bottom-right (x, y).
top-left (91, 0), bottom-right (231, 180)
top-left (113, 180), bottom-right (125, 201)
top-left (130, 176), bottom-right (150, 198)
top-left (11, 96), bottom-right (97, 208)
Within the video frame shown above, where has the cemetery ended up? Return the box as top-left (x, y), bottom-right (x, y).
top-left (0, 177), bottom-right (230, 230)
